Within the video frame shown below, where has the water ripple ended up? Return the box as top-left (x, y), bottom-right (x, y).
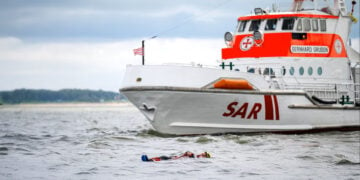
top-left (0, 147), bottom-right (8, 155)
top-left (88, 140), bottom-right (111, 149)
top-left (195, 136), bottom-right (216, 144)
top-left (296, 155), bottom-right (316, 160)
top-left (336, 159), bottom-right (360, 166)
top-left (136, 129), bottom-right (175, 138)
top-left (1, 104), bottom-right (359, 180)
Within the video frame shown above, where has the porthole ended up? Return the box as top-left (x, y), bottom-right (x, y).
top-left (290, 67), bottom-right (295, 75)
top-left (308, 67), bottom-right (313, 76)
top-left (317, 67), bottom-right (323, 75)
top-left (299, 67), bottom-right (304, 76)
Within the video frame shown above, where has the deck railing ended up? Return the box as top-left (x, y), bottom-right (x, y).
top-left (281, 82), bottom-right (360, 105)
top-left (254, 66), bottom-right (360, 105)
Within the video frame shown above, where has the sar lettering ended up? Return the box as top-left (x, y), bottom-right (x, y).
top-left (222, 102), bottom-right (262, 120)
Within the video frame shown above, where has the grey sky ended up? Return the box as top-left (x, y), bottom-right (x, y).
top-left (0, 0), bottom-right (243, 40)
top-left (0, 0), bottom-right (359, 91)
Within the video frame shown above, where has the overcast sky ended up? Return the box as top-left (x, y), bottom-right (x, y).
top-left (0, 0), bottom-right (359, 91)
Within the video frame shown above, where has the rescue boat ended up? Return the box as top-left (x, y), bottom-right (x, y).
top-left (121, 0), bottom-right (360, 135)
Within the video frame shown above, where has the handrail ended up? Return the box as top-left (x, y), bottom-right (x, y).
top-left (242, 65), bottom-right (359, 105)
top-left (282, 82), bottom-right (360, 105)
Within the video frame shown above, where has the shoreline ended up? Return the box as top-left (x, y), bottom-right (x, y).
top-left (0, 101), bottom-right (133, 108)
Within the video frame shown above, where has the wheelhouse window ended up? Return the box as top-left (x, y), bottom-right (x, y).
top-left (296, 19), bottom-right (302, 31)
top-left (249, 20), bottom-right (261, 31)
top-left (312, 19), bottom-right (319, 31)
top-left (238, 20), bottom-right (248, 32)
top-left (264, 68), bottom-right (275, 78)
top-left (247, 68), bottom-right (255, 73)
top-left (265, 19), bottom-right (277, 31)
top-left (282, 18), bottom-right (295, 30)
top-left (320, 19), bottom-right (326, 32)
top-left (304, 19), bottom-right (311, 31)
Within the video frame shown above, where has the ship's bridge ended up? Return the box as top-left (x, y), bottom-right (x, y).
top-left (222, 10), bottom-right (352, 60)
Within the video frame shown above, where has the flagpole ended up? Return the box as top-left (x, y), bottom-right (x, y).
top-left (142, 40), bottom-right (145, 65)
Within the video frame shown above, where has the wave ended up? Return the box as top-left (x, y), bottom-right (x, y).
top-left (136, 129), bottom-right (176, 138)
top-left (1, 133), bottom-right (42, 141)
top-left (0, 147), bottom-right (8, 151)
top-left (336, 159), bottom-right (360, 165)
top-left (0, 147), bottom-right (8, 155)
top-left (223, 134), bottom-right (255, 144)
top-left (295, 155), bottom-right (316, 160)
top-left (88, 140), bottom-right (111, 149)
top-left (195, 136), bottom-right (216, 144)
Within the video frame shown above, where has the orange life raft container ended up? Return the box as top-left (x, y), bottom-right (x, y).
top-left (213, 79), bottom-right (254, 90)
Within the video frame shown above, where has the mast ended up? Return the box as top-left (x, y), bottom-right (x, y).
top-left (142, 40), bottom-right (145, 65)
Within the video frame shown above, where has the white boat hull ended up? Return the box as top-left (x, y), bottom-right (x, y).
top-left (121, 87), bottom-right (360, 135)
top-left (119, 1), bottom-right (360, 135)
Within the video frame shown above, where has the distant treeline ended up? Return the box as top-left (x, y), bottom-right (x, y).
top-left (0, 89), bottom-right (125, 104)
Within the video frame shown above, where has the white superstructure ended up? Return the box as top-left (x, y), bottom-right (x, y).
top-left (121, 0), bottom-right (360, 135)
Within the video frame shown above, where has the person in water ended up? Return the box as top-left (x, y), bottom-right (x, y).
top-left (141, 151), bottom-right (210, 162)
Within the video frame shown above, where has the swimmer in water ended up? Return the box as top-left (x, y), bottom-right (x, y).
top-left (141, 151), bottom-right (210, 162)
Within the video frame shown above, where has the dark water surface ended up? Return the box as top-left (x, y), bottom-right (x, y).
top-left (0, 103), bottom-right (359, 180)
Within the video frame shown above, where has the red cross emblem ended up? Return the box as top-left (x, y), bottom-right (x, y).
top-left (334, 39), bottom-right (342, 54)
top-left (240, 37), bottom-right (254, 51)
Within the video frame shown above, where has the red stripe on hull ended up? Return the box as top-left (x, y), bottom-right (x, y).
top-left (273, 95), bottom-right (280, 120)
top-left (264, 95), bottom-right (274, 120)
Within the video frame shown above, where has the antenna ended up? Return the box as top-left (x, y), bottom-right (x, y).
top-left (272, 0), bottom-right (279, 12)
top-left (349, 38), bottom-right (352, 47)
top-left (351, 0), bottom-right (357, 15)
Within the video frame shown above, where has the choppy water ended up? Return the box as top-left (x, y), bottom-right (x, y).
top-left (0, 103), bottom-right (359, 180)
